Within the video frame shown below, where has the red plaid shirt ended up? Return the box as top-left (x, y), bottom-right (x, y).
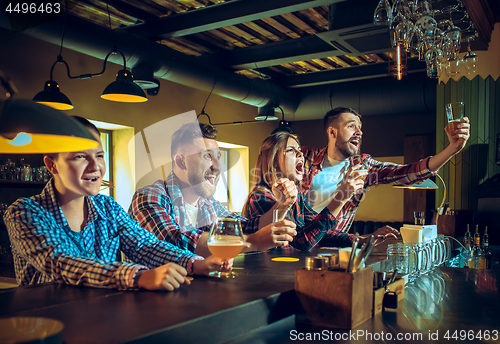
top-left (243, 188), bottom-right (353, 250)
top-left (128, 172), bottom-right (260, 253)
top-left (301, 146), bottom-right (438, 233)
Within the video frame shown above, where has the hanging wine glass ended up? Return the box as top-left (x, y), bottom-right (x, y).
top-left (409, 30), bottom-right (425, 61)
top-left (425, 46), bottom-right (443, 78)
top-left (444, 22), bottom-right (462, 55)
top-left (394, 18), bottom-right (414, 50)
top-left (445, 52), bottom-right (462, 77)
top-left (463, 42), bottom-right (478, 74)
top-left (413, 0), bottom-right (432, 18)
top-left (391, 0), bottom-right (410, 20)
top-left (415, 16), bottom-right (437, 38)
top-left (373, 0), bottom-right (392, 25)
top-left (390, 12), bottom-right (404, 48)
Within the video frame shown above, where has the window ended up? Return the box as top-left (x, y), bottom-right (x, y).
top-left (214, 148), bottom-right (229, 208)
top-left (99, 130), bottom-right (112, 197)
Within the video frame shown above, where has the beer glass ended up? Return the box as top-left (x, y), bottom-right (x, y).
top-left (409, 243), bottom-right (428, 283)
top-left (414, 211), bottom-right (425, 225)
top-left (207, 218), bottom-right (245, 278)
top-left (348, 155), bottom-right (368, 198)
top-left (445, 102), bottom-right (464, 133)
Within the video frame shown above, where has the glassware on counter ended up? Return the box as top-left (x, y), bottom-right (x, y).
top-left (387, 243), bottom-right (410, 274)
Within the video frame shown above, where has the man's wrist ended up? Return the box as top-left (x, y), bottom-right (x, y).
top-left (133, 269), bottom-right (146, 289)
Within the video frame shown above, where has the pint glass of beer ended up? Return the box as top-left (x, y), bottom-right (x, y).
top-left (445, 102), bottom-right (464, 133)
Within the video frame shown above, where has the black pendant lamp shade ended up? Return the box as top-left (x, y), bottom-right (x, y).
top-left (33, 80), bottom-right (74, 110)
top-left (0, 99), bottom-right (98, 153)
top-left (101, 70), bottom-right (148, 103)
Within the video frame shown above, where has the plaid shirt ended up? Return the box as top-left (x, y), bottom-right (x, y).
top-left (4, 180), bottom-right (202, 289)
top-left (301, 146), bottom-right (438, 233)
top-left (243, 188), bottom-right (353, 250)
top-left (128, 172), bottom-right (260, 253)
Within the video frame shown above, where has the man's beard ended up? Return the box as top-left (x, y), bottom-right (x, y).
top-left (336, 137), bottom-right (362, 159)
top-left (187, 168), bottom-right (219, 199)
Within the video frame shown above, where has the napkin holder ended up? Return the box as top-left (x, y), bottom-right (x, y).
top-left (400, 224), bottom-right (437, 245)
top-left (295, 266), bottom-right (373, 329)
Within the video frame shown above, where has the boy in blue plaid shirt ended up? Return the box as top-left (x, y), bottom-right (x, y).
top-left (4, 117), bottom-right (224, 291)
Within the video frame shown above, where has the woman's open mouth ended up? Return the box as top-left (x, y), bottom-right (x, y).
top-left (295, 161), bottom-right (304, 176)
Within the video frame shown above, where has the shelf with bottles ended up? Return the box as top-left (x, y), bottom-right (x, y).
top-left (0, 154), bottom-right (51, 186)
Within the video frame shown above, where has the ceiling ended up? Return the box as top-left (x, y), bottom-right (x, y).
top-left (65, 0), bottom-right (499, 87)
top-left (2, 0), bottom-right (499, 120)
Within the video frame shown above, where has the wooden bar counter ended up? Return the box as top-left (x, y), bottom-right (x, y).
top-left (1, 246), bottom-right (499, 343)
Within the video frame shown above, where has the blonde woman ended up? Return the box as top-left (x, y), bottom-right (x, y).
top-left (242, 132), bottom-right (366, 250)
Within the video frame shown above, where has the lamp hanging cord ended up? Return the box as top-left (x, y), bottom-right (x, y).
top-left (58, 1), bottom-right (67, 56)
top-left (201, 71), bottom-right (218, 115)
top-left (278, 106), bottom-right (285, 121)
top-left (435, 173), bottom-right (447, 229)
top-left (444, 235), bottom-right (466, 251)
top-left (197, 70), bottom-right (218, 124)
top-left (197, 110), bottom-right (213, 125)
top-left (50, 48), bottom-right (125, 81)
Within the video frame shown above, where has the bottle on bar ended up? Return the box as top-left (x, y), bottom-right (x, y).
top-left (469, 225), bottom-right (486, 269)
top-left (464, 224), bottom-right (472, 251)
top-left (482, 226), bottom-right (492, 269)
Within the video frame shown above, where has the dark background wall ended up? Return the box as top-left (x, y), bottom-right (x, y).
top-left (293, 111), bottom-right (437, 157)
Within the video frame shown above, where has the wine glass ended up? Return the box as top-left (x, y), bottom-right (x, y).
top-left (373, 0), bottom-right (391, 26)
top-left (207, 218), bottom-right (245, 278)
top-left (463, 42), bottom-right (478, 74)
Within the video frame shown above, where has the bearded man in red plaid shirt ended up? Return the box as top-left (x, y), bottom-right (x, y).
top-left (300, 107), bottom-right (470, 245)
top-left (129, 121), bottom-right (297, 256)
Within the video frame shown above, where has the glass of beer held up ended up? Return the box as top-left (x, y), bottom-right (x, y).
top-left (445, 102), bottom-right (464, 134)
top-left (208, 218), bottom-right (245, 278)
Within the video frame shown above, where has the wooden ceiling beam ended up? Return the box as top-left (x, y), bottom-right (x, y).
top-left (282, 59), bottom-right (426, 88)
top-left (122, 0), bottom-right (346, 38)
top-left (461, 0), bottom-right (497, 50)
top-left (198, 34), bottom-right (337, 70)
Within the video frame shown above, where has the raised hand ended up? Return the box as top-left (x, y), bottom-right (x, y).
top-left (272, 178), bottom-right (298, 213)
top-left (245, 219), bottom-right (297, 251)
top-left (336, 164), bottom-right (368, 201)
top-left (444, 117), bottom-right (470, 154)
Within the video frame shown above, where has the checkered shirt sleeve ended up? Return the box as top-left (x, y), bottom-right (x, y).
top-left (4, 183), bottom-right (201, 289)
top-left (243, 188), bottom-right (352, 250)
top-left (300, 147), bottom-right (438, 233)
top-left (129, 178), bottom-right (260, 253)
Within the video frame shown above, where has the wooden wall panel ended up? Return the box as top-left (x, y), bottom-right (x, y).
top-left (436, 76), bottom-right (500, 213)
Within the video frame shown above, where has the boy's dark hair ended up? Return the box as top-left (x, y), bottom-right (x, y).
top-left (71, 116), bottom-right (100, 135)
top-left (44, 116), bottom-right (100, 159)
top-left (323, 107), bottom-right (361, 131)
top-left (171, 122), bottom-right (218, 157)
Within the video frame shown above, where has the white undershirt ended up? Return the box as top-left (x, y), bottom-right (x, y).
top-left (307, 155), bottom-right (349, 213)
top-left (184, 202), bottom-right (198, 227)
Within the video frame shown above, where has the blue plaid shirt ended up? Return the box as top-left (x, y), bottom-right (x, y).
top-left (128, 172), bottom-right (260, 253)
top-left (4, 180), bottom-right (202, 289)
